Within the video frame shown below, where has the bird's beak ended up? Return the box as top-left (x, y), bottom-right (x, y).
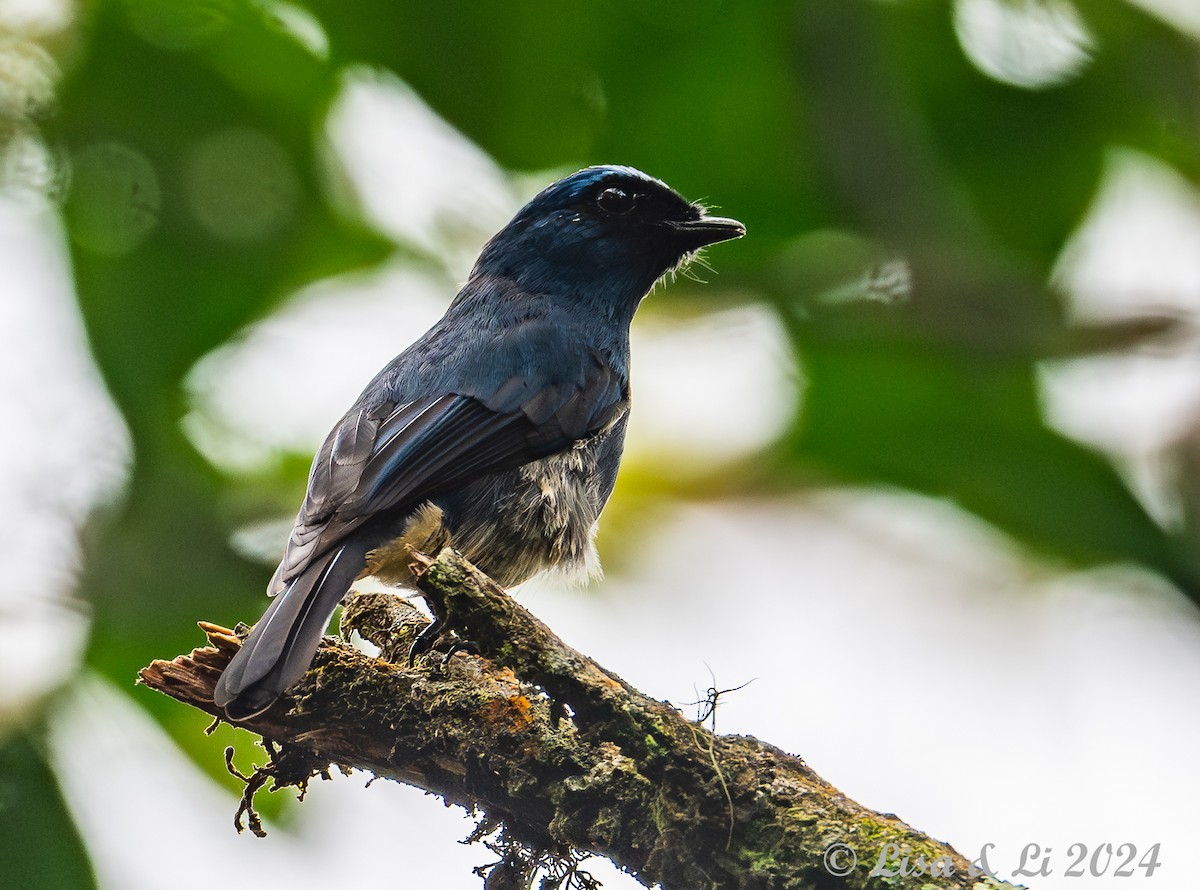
top-left (667, 215), bottom-right (747, 250)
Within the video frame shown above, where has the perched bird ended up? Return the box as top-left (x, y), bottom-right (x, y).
top-left (213, 165), bottom-right (744, 720)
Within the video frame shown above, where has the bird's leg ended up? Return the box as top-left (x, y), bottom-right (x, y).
top-left (407, 613), bottom-right (444, 666)
top-left (408, 621), bottom-right (481, 669)
top-left (441, 637), bottom-right (480, 666)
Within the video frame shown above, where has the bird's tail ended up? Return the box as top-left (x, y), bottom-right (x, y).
top-left (214, 542), bottom-right (366, 721)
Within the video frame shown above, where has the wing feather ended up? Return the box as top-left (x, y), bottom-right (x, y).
top-left (267, 349), bottom-right (626, 595)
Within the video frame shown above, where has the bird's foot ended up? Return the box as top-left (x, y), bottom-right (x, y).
top-left (441, 637), bottom-right (479, 666)
top-left (407, 615), bottom-right (443, 666)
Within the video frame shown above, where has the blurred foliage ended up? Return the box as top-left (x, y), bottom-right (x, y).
top-left (0, 733), bottom-right (96, 889)
top-left (5, 0), bottom-right (1200, 885)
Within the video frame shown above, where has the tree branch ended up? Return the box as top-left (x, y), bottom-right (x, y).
top-left (139, 547), bottom-right (1018, 890)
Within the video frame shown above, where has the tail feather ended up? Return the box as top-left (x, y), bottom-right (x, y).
top-left (214, 542), bottom-right (365, 721)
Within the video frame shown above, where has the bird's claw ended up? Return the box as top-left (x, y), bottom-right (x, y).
top-left (441, 638), bottom-right (479, 666)
top-left (408, 616), bottom-right (443, 667)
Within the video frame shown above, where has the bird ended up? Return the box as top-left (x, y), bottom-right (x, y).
top-left (213, 165), bottom-right (745, 720)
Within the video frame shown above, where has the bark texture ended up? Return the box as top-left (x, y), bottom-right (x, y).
top-left (139, 547), bottom-right (1018, 890)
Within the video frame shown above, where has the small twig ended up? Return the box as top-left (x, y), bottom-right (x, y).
top-left (686, 665), bottom-right (755, 733)
top-left (682, 668), bottom-right (754, 850)
top-left (224, 746), bottom-right (269, 837)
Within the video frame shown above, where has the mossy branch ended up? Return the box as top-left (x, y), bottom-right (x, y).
top-left (139, 547), bottom-right (1019, 890)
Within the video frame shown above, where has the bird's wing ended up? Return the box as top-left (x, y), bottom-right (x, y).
top-left (269, 350), bottom-right (626, 594)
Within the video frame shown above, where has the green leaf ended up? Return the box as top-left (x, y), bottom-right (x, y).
top-left (0, 731), bottom-right (97, 890)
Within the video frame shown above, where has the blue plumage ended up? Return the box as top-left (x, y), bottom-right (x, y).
top-left (213, 166), bottom-right (744, 720)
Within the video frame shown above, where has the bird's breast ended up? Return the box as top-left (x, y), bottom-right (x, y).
top-left (439, 433), bottom-right (619, 588)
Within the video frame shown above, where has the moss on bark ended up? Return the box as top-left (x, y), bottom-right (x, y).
top-left (139, 549), bottom-right (1022, 890)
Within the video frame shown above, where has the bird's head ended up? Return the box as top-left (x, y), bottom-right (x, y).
top-left (471, 166), bottom-right (745, 308)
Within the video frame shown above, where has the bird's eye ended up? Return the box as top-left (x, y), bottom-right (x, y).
top-left (596, 187), bottom-right (635, 215)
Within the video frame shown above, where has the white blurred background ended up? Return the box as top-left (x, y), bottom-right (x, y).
top-left (4, 0), bottom-right (1200, 887)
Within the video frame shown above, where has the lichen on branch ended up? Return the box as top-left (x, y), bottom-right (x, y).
top-left (139, 547), bottom-right (1018, 890)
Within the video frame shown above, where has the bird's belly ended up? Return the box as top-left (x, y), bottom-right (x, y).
top-left (445, 445), bottom-right (606, 588)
